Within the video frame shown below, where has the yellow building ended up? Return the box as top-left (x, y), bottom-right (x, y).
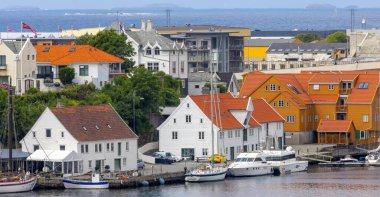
top-left (155, 25), bottom-right (251, 37)
top-left (239, 71), bottom-right (379, 145)
top-left (243, 38), bottom-right (295, 62)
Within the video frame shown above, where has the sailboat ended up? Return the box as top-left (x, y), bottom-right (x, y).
top-left (0, 79), bottom-right (37, 194)
top-left (185, 56), bottom-right (228, 183)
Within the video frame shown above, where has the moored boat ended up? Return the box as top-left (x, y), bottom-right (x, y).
top-left (0, 175), bottom-right (37, 194)
top-left (228, 153), bottom-right (274, 177)
top-left (63, 174), bottom-right (109, 189)
top-left (185, 165), bottom-right (227, 182)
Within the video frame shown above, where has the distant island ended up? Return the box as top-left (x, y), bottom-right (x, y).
top-left (112, 3), bottom-right (192, 11)
top-left (1, 6), bottom-right (40, 11)
top-left (306, 4), bottom-right (336, 10)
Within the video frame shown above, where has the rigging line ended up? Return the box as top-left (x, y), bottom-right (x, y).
top-left (34, 136), bottom-right (52, 163)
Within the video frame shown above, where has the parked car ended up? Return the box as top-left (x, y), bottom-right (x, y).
top-left (171, 154), bottom-right (183, 162)
top-left (209, 154), bottom-right (226, 163)
top-left (154, 155), bottom-right (174, 164)
top-left (153, 151), bottom-right (177, 162)
top-left (137, 159), bottom-right (145, 170)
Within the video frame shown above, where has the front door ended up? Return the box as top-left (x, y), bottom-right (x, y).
top-left (114, 159), bottom-right (121, 171)
top-left (230, 147), bottom-right (235, 160)
top-left (95, 160), bottom-right (101, 172)
top-left (243, 145), bottom-right (248, 152)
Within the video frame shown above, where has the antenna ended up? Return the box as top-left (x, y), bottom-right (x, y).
top-left (166, 9), bottom-right (171, 27)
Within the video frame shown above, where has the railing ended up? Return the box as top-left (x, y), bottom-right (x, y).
top-left (187, 45), bottom-right (210, 50)
top-left (230, 56), bottom-right (243, 61)
top-left (336, 105), bottom-right (348, 113)
top-left (188, 56), bottom-right (210, 62)
top-left (229, 45), bottom-right (243, 49)
top-left (339, 88), bottom-right (352, 95)
top-left (0, 64), bottom-right (6, 70)
top-left (109, 69), bottom-right (125, 74)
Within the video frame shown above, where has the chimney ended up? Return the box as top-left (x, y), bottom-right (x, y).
top-left (141, 20), bottom-right (146, 31)
top-left (146, 19), bottom-right (153, 32)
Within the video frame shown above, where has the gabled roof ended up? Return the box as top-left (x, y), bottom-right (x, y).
top-left (125, 31), bottom-right (180, 50)
top-left (3, 40), bottom-right (26, 54)
top-left (35, 45), bottom-right (124, 65)
top-left (317, 120), bottom-right (354, 133)
top-left (50, 104), bottom-right (137, 142)
top-left (310, 94), bottom-right (339, 104)
top-left (251, 99), bottom-right (284, 123)
top-left (308, 74), bottom-right (358, 84)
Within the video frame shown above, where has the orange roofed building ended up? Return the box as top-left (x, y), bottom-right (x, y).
top-left (239, 71), bottom-right (380, 146)
top-left (35, 45), bottom-right (124, 88)
top-left (157, 93), bottom-right (284, 160)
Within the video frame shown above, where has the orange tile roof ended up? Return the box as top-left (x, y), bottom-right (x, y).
top-left (317, 120), bottom-right (353, 133)
top-left (310, 94), bottom-right (339, 104)
top-left (239, 71), bottom-right (270, 97)
top-left (35, 45), bottom-right (124, 65)
top-left (191, 93), bottom-right (282, 129)
top-left (347, 73), bottom-right (379, 104)
top-left (308, 74), bottom-right (358, 84)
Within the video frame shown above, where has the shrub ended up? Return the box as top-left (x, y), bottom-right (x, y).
top-left (59, 67), bottom-right (75, 85)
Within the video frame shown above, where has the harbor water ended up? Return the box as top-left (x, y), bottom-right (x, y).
top-left (3, 167), bottom-right (380, 197)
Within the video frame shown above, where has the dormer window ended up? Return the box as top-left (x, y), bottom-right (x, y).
top-left (154, 47), bottom-right (160, 55)
top-left (146, 47), bottom-right (152, 55)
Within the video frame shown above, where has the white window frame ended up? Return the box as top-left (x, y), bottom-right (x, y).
top-left (186, 115), bottom-right (191, 123)
top-left (328, 84), bottom-right (334, 90)
top-left (278, 100), bottom-right (284, 107)
top-left (199, 131), bottom-right (205, 140)
top-left (313, 84), bottom-right (320, 90)
top-left (286, 115), bottom-right (295, 123)
top-left (270, 84), bottom-right (276, 91)
top-left (363, 115), bottom-right (369, 123)
top-left (315, 115), bottom-right (319, 122)
top-left (172, 131), bottom-right (178, 140)
top-left (202, 148), bottom-right (208, 156)
top-left (360, 130), bottom-right (367, 139)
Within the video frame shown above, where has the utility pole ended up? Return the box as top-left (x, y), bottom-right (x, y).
top-left (7, 78), bottom-right (14, 172)
top-left (166, 9), bottom-right (171, 27)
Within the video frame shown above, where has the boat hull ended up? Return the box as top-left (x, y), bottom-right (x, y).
top-left (0, 177), bottom-right (37, 194)
top-left (229, 165), bottom-right (273, 177)
top-left (185, 171), bottom-right (227, 182)
top-left (63, 179), bottom-right (109, 189)
top-left (272, 161), bottom-right (308, 174)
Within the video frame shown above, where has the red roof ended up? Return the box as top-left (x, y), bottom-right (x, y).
top-left (50, 104), bottom-right (138, 141)
top-left (191, 93), bottom-right (283, 129)
top-left (317, 120), bottom-right (353, 133)
top-left (308, 74), bottom-right (358, 84)
top-left (310, 94), bottom-right (339, 104)
top-left (35, 45), bottom-right (124, 65)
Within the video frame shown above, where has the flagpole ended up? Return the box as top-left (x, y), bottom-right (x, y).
top-left (20, 21), bottom-right (23, 95)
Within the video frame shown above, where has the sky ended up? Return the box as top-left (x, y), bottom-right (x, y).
top-left (1, 0), bottom-right (380, 9)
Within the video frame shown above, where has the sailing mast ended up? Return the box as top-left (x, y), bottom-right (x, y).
top-left (7, 78), bottom-right (14, 172)
top-left (210, 56), bottom-right (215, 167)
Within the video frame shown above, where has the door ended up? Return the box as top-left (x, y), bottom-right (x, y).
top-left (114, 159), bottom-right (121, 171)
top-left (243, 145), bottom-right (248, 152)
top-left (118, 142), bottom-right (121, 156)
top-left (95, 160), bottom-right (101, 172)
top-left (181, 148), bottom-right (194, 159)
top-left (230, 147), bottom-right (235, 160)
top-left (243, 129), bottom-right (247, 142)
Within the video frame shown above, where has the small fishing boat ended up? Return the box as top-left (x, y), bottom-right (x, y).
top-left (63, 174), bottom-right (109, 189)
top-left (185, 165), bottom-right (227, 182)
top-left (0, 175), bottom-right (37, 194)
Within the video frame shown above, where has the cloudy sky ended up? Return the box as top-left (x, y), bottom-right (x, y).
top-left (1, 0), bottom-right (379, 9)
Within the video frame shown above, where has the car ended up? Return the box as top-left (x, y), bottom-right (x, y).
top-left (209, 154), bottom-right (226, 163)
top-left (153, 151), bottom-right (178, 162)
top-left (137, 159), bottom-right (145, 170)
top-left (171, 154), bottom-right (183, 162)
top-left (154, 155), bottom-right (174, 164)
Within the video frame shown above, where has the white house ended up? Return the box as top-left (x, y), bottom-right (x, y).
top-left (35, 45), bottom-right (124, 89)
top-left (157, 93), bottom-right (284, 161)
top-left (124, 20), bottom-right (188, 81)
top-left (0, 38), bottom-right (38, 94)
top-left (21, 104), bottom-right (138, 174)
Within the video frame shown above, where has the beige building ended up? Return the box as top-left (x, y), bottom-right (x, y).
top-left (0, 39), bottom-right (37, 94)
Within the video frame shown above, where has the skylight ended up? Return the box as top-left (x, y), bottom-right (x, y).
top-left (43, 47), bottom-right (50, 52)
top-left (358, 82), bottom-right (369, 89)
top-left (69, 47), bottom-right (76, 52)
top-left (287, 83), bottom-right (301, 94)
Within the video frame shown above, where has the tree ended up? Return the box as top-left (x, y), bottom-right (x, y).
top-left (59, 67), bottom-right (75, 85)
top-left (325, 32), bottom-right (348, 43)
top-left (295, 33), bottom-right (321, 43)
top-left (76, 29), bottom-right (135, 70)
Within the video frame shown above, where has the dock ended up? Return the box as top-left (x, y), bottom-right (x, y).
top-left (319, 162), bottom-right (380, 168)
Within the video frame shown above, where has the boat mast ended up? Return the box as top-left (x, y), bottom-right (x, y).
top-left (7, 77), bottom-right (14, 172)
top-left (211, 53), bottom-right (215, 167)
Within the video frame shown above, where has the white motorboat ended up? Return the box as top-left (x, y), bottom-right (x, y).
top-left (366, 153), bottom-right (380, 164)
top-left (228, 153), bottom-right (274, 177)
top-left (338, 155), bottom-right (359, 163)
top-left (264, 147), bottom-right (308, 174)
top-left (63, 173), bottom-right (109, 189)
top-left (0, 176), bottom-right (37, 194)
top-left (185, 165), bottom-right (228, 182)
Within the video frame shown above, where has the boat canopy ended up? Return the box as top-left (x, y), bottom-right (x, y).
top-left (27, 150), bottom-right (82, 162)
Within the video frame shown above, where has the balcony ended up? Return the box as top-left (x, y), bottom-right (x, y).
top-left (336, 105), bottom-right (348, 113)
top-left (229, 45), bottom-right (243, 50)
top-left (230, 56), bottom-right (243, 61)
top-left (0, 64), bottom-right (6, 70)
top-left (187, 45), bottom-right (210, 50)
top-left (339, 88), bottom-right (352, 95)
top-left (188, 56), bottom-right (210, 62)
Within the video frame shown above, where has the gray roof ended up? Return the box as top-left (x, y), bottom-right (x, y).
top-left (251, 30), bottom-right (344, 38)
top-left (216, 72), bottom-right (233, 84)
top-left (125, 31), bottom-right (179, 50)
top-left (244, 39), bottom-right (295, 47)
top-left (188, 72), bottom-right (212, 82)
top-left (3, 41), bottom-right (26, 54)
top-left (267, 43), bottom-right (349, 54)
top-left (0, 149), bottom-right (30, 160)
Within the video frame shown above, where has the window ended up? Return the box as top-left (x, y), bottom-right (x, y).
top-left (146, 47), bottom-right (152, 55)
top-left (32, 131), bottom-right (36, 138)
top-left (172, 61), bottom-right (177, 73)
top-left (0, 55), bottom-right (6, 66)
top-left (95, 144), bottom-right (98, 152)
top-left (32, 55), bottom-right (35, 60)
top-left (187, 103), bottom-right (190, 108)
top-left (326, 114), bottom-right (330, 120)
top-left (123, 158), bottom-right (127, 166)
top-left (85, 144), bottom-right (89, 153)
top-left (200, 118), bottom-right (203, 123)
top-left (286, 116), bottom-right (295, 123)
top-left (278, 100), bottom-right (284, 107)
top-left (107, 143), bottom-right (110, 151)
top-left (61, 131), bottom-right (64, 138)
top-left (220, 132), bottom-right (224, 139)
top-left (199, 131), bottom-right (205, 140)
top-left (360, 130), bottom-right (367, 139)
top-left (358, 82), bottom-right (369, 89)
top-left (286, 102), bottom-right (289, 107)
top-left (99, 144), bottom-right (102, 152)
top-left (89, 160), bottom-right (92, 168)
top-left (363, 115), bottom-right (369, 123)
top-left (27, 55), bottom-right (30, 60)
top-left (347, 83), bottom-right (352, 89)
top-left (111, 143), bottom-right (114, 152)
top-left (273, 102), bottom-right (276, 107)
top-left (270, 84), bottom-right (276, 91)
top-left (186, 115), bottom-right (191, 123)
top-left (46, 129), bottom-right (51, 137)
top-left (147, 62), bottom-right (159, 72)
top-left (315, 115), bottom-right (319, 122)
top-left (249, 129), bottom-right (254, 136)
top-left (278, 85), bottom-right (281, 91)
top-left (271, 64), bottom-right (276, 70)
top-left (225, 147), bottom-right (228, 154)
top-left (265, 86), bottom-right (268, 91)
top-left (195, 85), bottom-right (200, 89)
top-left (313, 84), bottom-right (320, 90)
top-left (33, 145), bottom-right (39, 151)
top-left (181, 61), bottom-right (185, 73)
top-left (173, 118), bottom-right (176, 123)
top-left (228, 131), bottom-right (233, 138)
top-left (81, 145), bottom-right (84, 153)
top-left (328, 84), bottom-right (334, 90)
top-left (126, 142), bottom-right (129, 151)
top-left (172, 131), bottom-right (178, 139)
top-left (235, 130), bottom-right (241, 138)
top-left (202, 148), bottom-right (208, 156)
top-left (262, 64), bottom-right (267, 70)
top-left (280, 64), bottom-right (285, 69)
top-left (60, 145), bottom-right (65, 151)
top-left (79, 65), bottom-right (89, 76)
top-left (154, 47), bottom-right (160, 55)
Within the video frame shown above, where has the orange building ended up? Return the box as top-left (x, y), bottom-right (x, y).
top-left (239, 71), bottom-right (380, 145)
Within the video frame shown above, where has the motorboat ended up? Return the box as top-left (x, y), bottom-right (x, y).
top-left (265, 147), bottom-right (308, 174)
top-left (366, 153), bottom-right (380, 164)
top-left (185, 165), bottom-right (227, 182)
top-left (63, 173), bottom-right (109, 189)
top-left (0, 175), bottom-right (37, 194)
top-left (338, 155), bottom-right (359, 163)
top-left (228, 153), bottom-right (274, 177)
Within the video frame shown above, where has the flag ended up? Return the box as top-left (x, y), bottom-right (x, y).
top-left (7, 27), bottom-right (13, 32)
top-left (22, 22), bottom-right (37, 34)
